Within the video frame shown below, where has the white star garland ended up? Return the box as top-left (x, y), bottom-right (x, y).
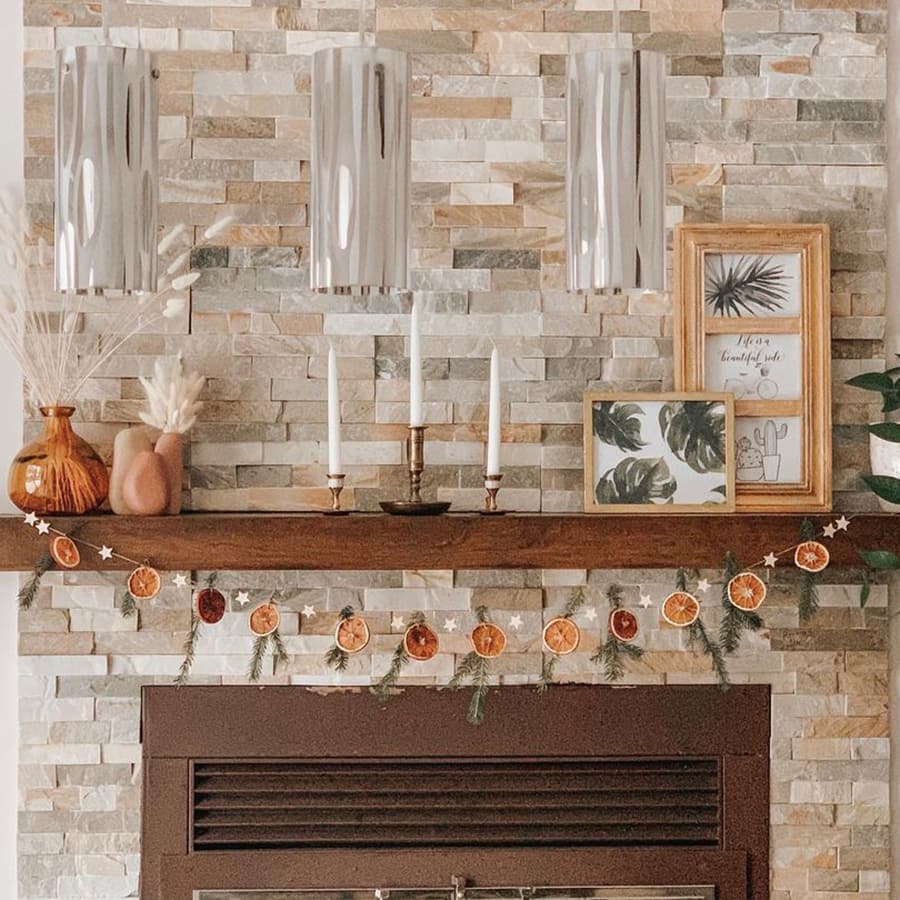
top-left (443, 617), bottom-right (458, 632)
top-left (508, 614), bottom-right (523, 631)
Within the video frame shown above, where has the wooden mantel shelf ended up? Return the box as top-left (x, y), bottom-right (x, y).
top-left (0, 512), bottom-right (894, 572)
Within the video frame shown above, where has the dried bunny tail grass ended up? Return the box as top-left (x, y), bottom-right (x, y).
top-left (138, 353), bottom-right (205, 434)
top-left (0, 195), bottom-right (229, 406)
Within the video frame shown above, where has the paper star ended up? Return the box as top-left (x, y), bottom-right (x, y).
top-left (391, 614), bottom-right (405, 631)
top-left (697, 578), bottom-right (711, 594)
top-left (173, 574), bottom-right (188, 588)
top-left (443, 617), bottom-right (458, 632)
top-left (508, 614), bottom-right (523, 631)
top-left (823, 523), bottom-right (837, 539)
top-left (764, 553), bottom-right (778, 568)
top-left (639, 593), bottom-right (652, 609)
top-left (35, 520), bottom-right (50, 535)
top-left (23, 512), bottom-right (38, 527)
top-left (302, 604), bottom-right (317, 619)
top-left (835, 515), bottom-right (850, 532)
top-left (583, 606), bottom-right (598, 622)
top-left (235, 591), bottom-right (250, 607)
top-left (98, 546), bottom-right (113, 561)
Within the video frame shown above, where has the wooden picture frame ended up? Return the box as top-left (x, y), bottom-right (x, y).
top-left (583, 391), bottom-right (736, 514)
top-left (674, 224), bottom-right (832, 512)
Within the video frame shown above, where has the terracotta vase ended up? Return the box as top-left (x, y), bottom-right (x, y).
top-left (154, 431), bottom-right (183, 515)
top-left (122, 450), bottom-right (170, 516)
top-left (8, 406), bottom-right (109, 514)
top-left (109, 427), bottom-right (154, 515)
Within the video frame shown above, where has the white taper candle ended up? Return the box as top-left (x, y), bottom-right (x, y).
top-left (327, 344), bottom-right (342, 474)
top-left (409, 299), bottom-right (424, 427)
top-left (486, 345), bottom-right (501, 476)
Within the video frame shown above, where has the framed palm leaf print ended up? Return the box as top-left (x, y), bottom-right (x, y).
top-left (674, 224), bottom-right (832, 512)
top-left (583, 392), bottom-right (736, 514)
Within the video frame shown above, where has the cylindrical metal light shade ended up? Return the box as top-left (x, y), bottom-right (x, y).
top-left (55, 45), bottom-right (159, 295)
top-left (566, 50), bottom-right (666, 293)
top-left (311, 46), bottom-right (410, 294)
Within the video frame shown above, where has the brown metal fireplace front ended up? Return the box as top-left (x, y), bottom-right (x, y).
top-left (140, 685), bottom-right (770, 900)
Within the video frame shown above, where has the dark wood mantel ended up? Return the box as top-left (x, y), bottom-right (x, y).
top-left (0, 511), bottom-right (893, 571)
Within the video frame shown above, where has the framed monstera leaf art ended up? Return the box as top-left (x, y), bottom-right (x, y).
top-left (583, 392), bottom-right (736, 514)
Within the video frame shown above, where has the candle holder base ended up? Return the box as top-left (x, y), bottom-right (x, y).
top-left (324, 474), bottom-right (349, 515)
top-left (478, 508), bottom-right (508, 516)
top-left (479, 473), bottom-right (507, 515)
top-left (380, 500), bottom-right (452, 517)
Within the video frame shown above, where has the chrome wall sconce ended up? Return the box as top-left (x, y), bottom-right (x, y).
top-left (55, 45), bottom-right (159, 295)
top-left (566, 47), bottom-right (666, 293)
top-left (310, 4), bottom-right (411, 295)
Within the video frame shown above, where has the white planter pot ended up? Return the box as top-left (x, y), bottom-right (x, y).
top-left (869, 431), bottom-right (900, 512)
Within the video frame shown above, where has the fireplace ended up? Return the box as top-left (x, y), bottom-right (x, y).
top-left (140, 685), bottom-right (769, 900)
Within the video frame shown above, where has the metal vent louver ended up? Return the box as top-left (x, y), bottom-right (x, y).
top-left (192, 758), bottom-right (720, 852)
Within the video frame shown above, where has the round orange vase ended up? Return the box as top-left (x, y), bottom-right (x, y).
top-left (8, 406), bottom-right (109, 514)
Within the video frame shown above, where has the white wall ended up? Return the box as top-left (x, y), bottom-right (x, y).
top-left (0, 0), bottom-right (23, 894)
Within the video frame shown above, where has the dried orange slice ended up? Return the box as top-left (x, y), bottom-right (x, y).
top-left (127, 566), bottom-right (161, 601)
top-left (335, 615), bottom-right (370, 654)
top-left (795, 541), bottom-right (830, 573)
top-left (609, 608), bottom-right (639, 642)
top-left (727, 572), bottom-right (767, 611)
top-left (661, 591), bottom-right (700, 628)
top-left (542, 617), bottom-right (580, 655)
top-left (471, 621), bottom-right (507, 659)
top-left (50, 535), bottom-right (80, 569)
top-left (249, 602), bottom-right (280, 637)
top-left (196, 588), bottom-right (226, 625)
top-left (404, 622), bottom-right (439, 661)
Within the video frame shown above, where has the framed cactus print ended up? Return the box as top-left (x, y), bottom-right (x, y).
top-left (674, 224), bottom-right (832, 512)
top-left (583, 392), bottom-right (736, 514)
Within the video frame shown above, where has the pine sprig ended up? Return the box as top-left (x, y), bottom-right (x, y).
top-left (474, 604), bottom-right (489, 623)
top-left (176, 612), bottom-right (202, 687)
top-left (323, 606), bottom-right (356, 672)
top-left (271, 628), bottom-right (289, 675)
top-left (18, 552), bottom-right (54, 610)
top-left (594, 638), bottom-right (644, 683)
top-left (676, 567), bottom-right (689, 593)
top-left (120, 590), bottom-right (137, 618)
top-left (606, 582), bottom-right (624, 609)
top-left (375, 641), bottom-right (410, 698)
top-left (688, 617), bottom-right (730, 691)
top-left (249, 634), bottom-right (270, 683)
top-left (719, 552), bottom-right (763, 654)
top-left (563, 586), bottom-right (588, 619)
top-left (536, 654), bottom-right (557, 694)
top-left (448, 650), bottom-right (490, 725)
top-left (798, 518), bottom-right (820, 622)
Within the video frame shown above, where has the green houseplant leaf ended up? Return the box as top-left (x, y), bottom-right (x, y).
top-left (868, 422), bottom-right (900, 443)
top-left (846, 372), bottom-right (896, 393)
top-left (658, 401), bottom-right (727, 474)
top-left (592, 401), bottom-right (647, 452)
top-left (859, 550), bottom-right (900, 571)
top-left (862, 474), bottom-right (900, 505)
top-left (595, 457), bottom-right (677, 505)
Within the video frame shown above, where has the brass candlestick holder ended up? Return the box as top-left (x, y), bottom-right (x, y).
top-left (325, 474), bottom-right (349, 515)
top-left (380, 426), bottom-right (451, 516)
top-left (480, 473), bottom-right (506, 515)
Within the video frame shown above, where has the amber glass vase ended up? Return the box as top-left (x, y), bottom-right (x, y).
top-left (8, 406), bottom-right (109, 514)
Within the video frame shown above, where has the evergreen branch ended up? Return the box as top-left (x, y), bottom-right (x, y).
top-left (474, 604), bottom-right (489, 623)
top-left (719, 552), bottom-right (763, 654)
top-left (675, 567), bottom-right (688, 593)
top-left (175, 612), bottom-right (202, 687)
top-left (688, 617), bottom-right (730, 691)
top-left (324, 644), bottom-right (349, 672)
top-left (799, 518), bottom-right (820, 622)
top-left (120, 590), bottom-right (137, 618)
top-left (338, 605), bottom-right (355, 620)
top-left (373, 638), bottom-right (410, 699)
top-left (606, 583), bottom-right (624, 609)
top-left (592, 636), bottom-right (644, 683)
top-left (448, 649), bottom-right (491, 725)
top-left (563, 586), bottom-right (588, 619)
top-left (18, 552), bottom-right (54, 610)
top-left (271, 628), bottom-right (289, 675)
top-left (248, 634), bottom-right (270, 683)
top-left (536, 654), bottom-right (557, 694)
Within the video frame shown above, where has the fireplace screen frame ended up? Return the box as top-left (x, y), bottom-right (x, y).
top-left (140, 685), bottom-right (769, 900)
